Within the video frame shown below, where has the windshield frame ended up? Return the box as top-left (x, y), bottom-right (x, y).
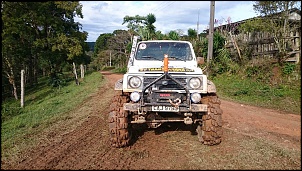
top-left (134, 41), bottom-right (193, 61)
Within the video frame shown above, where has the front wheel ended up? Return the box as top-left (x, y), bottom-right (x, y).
top-left (108, 91), bottom-right (132, 148)
top-left (196, 95), bottom-right (223, 145)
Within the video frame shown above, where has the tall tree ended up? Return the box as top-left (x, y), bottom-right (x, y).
top-left (168, 30), bottom-right (180, 40)
top-left (122, 13), bottom-right (157, 40)
top-left (107, 30), bottom-right (131, 67)
top-left (2, 1), bottom-right (87, 99)
top-left (93, 33), bottom-right (113, 59)
top-left (122, 14), bottom-right (146, 33)
top-left (188, 28), bottom-right (198, 40)
top-left (137, 26), bottom-right (150, 40)
top-left (144, 13), bottom-right (156, 39)
top-left (239, 1), bottom-right (301, 63)
top-left (155, 30), bottom-right (168, 40)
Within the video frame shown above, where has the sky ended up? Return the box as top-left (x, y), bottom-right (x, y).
top-left (74, 1), bottom-right (258, 42)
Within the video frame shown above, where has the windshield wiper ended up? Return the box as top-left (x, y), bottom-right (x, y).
top-left (141, 56), bottom-right (161, 60)
top-left (169, 56), bottom-right (185, 61)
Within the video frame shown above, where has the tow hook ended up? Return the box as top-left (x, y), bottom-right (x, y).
top-left (169, 98), bottom-right (181, 108)
top-left (184, 117), bottom-right (193, 124)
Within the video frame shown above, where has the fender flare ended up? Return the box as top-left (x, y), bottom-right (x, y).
top-left (207, 80), bottom-right (216, 93)
top-left (115, 78), bottom-right (123, 90)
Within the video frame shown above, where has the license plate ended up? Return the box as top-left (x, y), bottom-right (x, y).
top-left (152, 106), bottom-right (179, 112)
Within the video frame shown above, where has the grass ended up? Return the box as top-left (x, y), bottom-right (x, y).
top-left (1, 68), bottom-right (301, 169)
top-left (1, 71), bottom-right (104, 160)
top-left (162, 128), bottom-right (300, 170)
top-left (211, 73), bottom-right (301, 114)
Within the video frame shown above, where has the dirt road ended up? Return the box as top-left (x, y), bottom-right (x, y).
top-left (3, 71), bottom-right (301, 170)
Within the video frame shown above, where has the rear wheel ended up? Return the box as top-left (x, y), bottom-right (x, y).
top-left (108, 91), bottom-right (132, 147)
top-left (196, 95), bottom-right (223, 145)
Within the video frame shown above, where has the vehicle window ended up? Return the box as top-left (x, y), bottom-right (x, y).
top-left (135, 42), bottom-right (193, 61)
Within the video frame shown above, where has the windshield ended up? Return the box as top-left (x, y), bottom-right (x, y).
top-left (135, 42), bottom-right (193, 61)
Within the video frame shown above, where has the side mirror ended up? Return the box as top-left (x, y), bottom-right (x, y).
top-left (197, 57), bottom-right (204, 65)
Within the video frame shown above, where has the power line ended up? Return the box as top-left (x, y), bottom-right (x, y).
top-left (152, 1), bottom-right (169, 12)
top-left (153, 1), bottom-right (175, 12)
top-left (152, 1), bottom-right (171, 12)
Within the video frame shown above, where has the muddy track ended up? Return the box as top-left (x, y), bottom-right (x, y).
top-left (3, 71), bottom-right (301, 170)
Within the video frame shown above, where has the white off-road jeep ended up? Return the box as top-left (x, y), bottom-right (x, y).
top-left (108, 36), bottom-right (222, 147)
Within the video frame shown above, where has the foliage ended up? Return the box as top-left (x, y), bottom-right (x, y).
top-left (195, 31), bottom-right (239, 75)
top-left (113, 66), bottom-right (127, 74)
top-left (168, 30), bottom-right (180, 40)
top-left (93, 33), bottom-right (113, 58)
top-left (200, 32), bottom-right (226, 60)
top-left (212, 72), bottom-right (301, 114)
top-left (122, 13), bottom-right (156, 40)
top-left (253, 1), bottom-right (300, 16)
top-left (122, 14), bottom-right (146, 33)
top-left (1, 71), bottom-right (103, 159)
top-left (107, 30), bottom-right (131, 68)
top-left (101, 66), bottom-right (115, 71)
top-left (187, 28), bottom-right (197, 40)
top-left (155, 31), bottom-right (166, 40)
top-left (48, 72), bottom-right (71, 88)
top-left (145, 13), bottom-right (157, 39)
top-left (87, 42), bottom-right (95, 51)
top-left (282, 62), bottom-right (296, 75)
top-left (92, 30), bottom-right (130, 71)
top-left (138, 26), bottom-right (151, 40)
top-left (209, 48), bottom-right (240, 76)
top-left (239, 1), bottom-right (301, 63)
top-left (1, 1), bottom-right (88, 100)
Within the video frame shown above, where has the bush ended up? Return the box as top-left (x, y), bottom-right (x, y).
top-left (101, 66), bottom-right (115, 71)
top-left (282, 62), bottom-right (296, 75)
top-left (113, 66), bottom-right (127, 74)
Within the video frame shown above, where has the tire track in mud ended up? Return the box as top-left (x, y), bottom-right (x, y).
top-left (6, 71), bottom-right (301, 170)
top-left (12, 71), bottom-right (152, 170)
top-left (12, 72), bottom-right (116, 169)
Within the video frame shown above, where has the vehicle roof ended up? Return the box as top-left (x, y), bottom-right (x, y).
top-left (138, 40), bottom-right (191, 43)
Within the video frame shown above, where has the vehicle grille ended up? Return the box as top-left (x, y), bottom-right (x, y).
top-left (143, 76), bottom-right (187, 90)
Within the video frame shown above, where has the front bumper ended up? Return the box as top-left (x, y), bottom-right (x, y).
top-left (124, 103), bottom-right (207, 112)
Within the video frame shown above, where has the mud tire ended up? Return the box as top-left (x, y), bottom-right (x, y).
top-left (196, 95), bottom-right (223, 145)
top-left (108, 91), bottom-right (131, 148)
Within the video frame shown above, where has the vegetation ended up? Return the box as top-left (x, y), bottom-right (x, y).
top-left (239, 1), bottom-right (301, 63)
top-left (211, 70), bottom-right (301, 114)
top-left (1, 1), bottom-right (300, 169)
top-left (2, 0), bottom-right (301, 146)
top-left (1, 71), bottom-right (103, 159)
top-left (2, 1), bottom-right (90, 101)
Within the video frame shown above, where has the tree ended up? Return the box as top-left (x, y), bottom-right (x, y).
top-left (107, 30), bottom-right (131, 67)
top-left (200, 32), bottom-right (226, 60)
top-left (155, 30), bottom-right (165, 40)
top-left (168, 30), bottom-right (180, 40)
top-left (188, 28), bottom-right (198, 40)
top-left (122, 13), bottom-right (157, 40)
top-left (93, 33), bottom-right (113, 59)
top-left (145, 13), bottom-right (156, 39)
top-left (122, 14), bottom-right (146, 33)
top-left (239, 1), bottom-right (301, 63)
top-left (2, 2), bottom-right (87, 99)
top-left (137, 26), bottom-right (150, 40)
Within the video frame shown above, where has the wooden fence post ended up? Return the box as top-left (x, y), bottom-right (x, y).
top-left (73, 62), bottom-right (79, 85)
top-left (21, 69), bottom-right (25, 108)
top-left (80, 64), bottom-right (84, 79)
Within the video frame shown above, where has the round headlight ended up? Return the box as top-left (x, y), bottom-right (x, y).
top-left (129, 76), bottom-right (142, 88)
top-left (189, 77), bottom-right (201, 89)
top-left (190, 92), bottom-right (201, 103)
top-left (130, 91), bottom-right (140, 102)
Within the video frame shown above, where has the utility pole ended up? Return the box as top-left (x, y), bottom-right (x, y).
top-left (207, 1), bottom-right (215, 77)
top-left (109, 50), bottom-right (112, 67)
